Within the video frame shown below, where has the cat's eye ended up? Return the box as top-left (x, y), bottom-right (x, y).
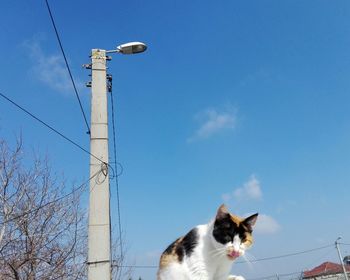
top-left (225, 235), bottom-right (232, 242)
top-left (240, 235), bottom-right (247, 242)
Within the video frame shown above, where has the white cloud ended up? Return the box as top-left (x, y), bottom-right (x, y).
top-left (188, 107), bottom-right (237, 142)
top-left (222, 175), bottom-right (280, 235)
top-left (254, 214), bottom-right (281, 234)
top-left (24, 39), bottom-right (78, 94)
top-left (233, 175), bottom-right (262, 201)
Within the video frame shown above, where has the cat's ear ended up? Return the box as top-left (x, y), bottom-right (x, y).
top-left (216, 204), bottom-right (230, 220)
top-left (243, 213), bottom-right (258, 230)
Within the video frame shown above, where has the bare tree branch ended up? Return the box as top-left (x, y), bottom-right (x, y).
top-left (0, 137), bottom-right (129, 280)
top-left (0, 138), bottom-right (87, 279)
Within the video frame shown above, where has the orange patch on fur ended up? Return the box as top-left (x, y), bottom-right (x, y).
top-left (159, 237), bottom-right (183, 268)
top-left (229, 214), bottom-right (254, 247)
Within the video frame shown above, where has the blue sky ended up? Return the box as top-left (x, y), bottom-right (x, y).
top-left (1, 1), bottom-right (350, 279)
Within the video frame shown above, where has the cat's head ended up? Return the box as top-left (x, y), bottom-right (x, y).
top-left (212, 204), bottom-right (258, 261)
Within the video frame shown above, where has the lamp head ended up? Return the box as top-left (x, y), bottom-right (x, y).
top-left (116, 42), bottom-right (147, 55)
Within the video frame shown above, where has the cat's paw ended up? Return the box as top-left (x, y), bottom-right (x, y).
top-left (228, 275), bottom-right (245, 280)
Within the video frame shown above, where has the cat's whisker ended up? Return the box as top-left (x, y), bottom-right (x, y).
top-left (209, 247), bottom-right (226, 255)
top-left (208, 247), bottom-right (226, 258)
top-left (208, 247), bottom-right (224, 254)
top-left (241, 254), bottom-right (253, 267)
top-left (244, 252), bottom-right (256, 262)
top-left (211, 251), bottom-right (224, 258)
top-left (209, 250), bottom-right (222, 258)
top-left (240, 252), bottom-right (256, 269)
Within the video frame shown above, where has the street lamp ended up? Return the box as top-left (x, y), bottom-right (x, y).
top-left (87, 42), bottom-right (147, 280)
top-left (106, 41), bottom-right (147, 54)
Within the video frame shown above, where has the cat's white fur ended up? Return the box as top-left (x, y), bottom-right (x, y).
top-left (157, 220), bottom-right (250, 280)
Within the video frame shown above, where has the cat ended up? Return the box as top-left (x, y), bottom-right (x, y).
top-left (157, 204), bottom-right (258, 280)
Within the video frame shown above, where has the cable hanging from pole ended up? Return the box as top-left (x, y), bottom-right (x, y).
top-left (44, 0), bottom-right (91, 135)
top-left (109, 75), bottom-right (124, 280)
top-left (0, 91), bottom-right (113, 174)
top-left (0, 168), bottom-right (102, 226)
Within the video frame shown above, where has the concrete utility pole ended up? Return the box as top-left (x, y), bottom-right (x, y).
top-left (86, 42), bottom-right (147, 280)
top-left (88, 49), bottom-right (111, 280)
top-left (335, 237), bottom-right (349, 280)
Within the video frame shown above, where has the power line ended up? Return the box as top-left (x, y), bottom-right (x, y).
top-left (304, 246), bottom-right (336, 271)
top-left (0, 168), bottom-right (102, 226)
top-left (0, 92), bottom-right (339, 276)
top-left (111, 243), bottom-right (334, 269)
top-left (44, 0), bottom-right (91, 135)
top-left (109, 78), bottom-right (124, 280)
top-left (246, 271), bottom-right (303, 280)
top-left (235, 244), bottom-right (334, 264)
top-left (0, 91), bottom-right (105, 167)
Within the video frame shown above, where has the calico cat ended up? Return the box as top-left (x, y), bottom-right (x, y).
top-left (157, 204), bottom-right (258, 280)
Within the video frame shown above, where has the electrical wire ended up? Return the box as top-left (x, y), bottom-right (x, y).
top-left (28, 243), bottom-right (336, 279)
top-left (110, 243), bottom-right (334, 269)
top-left (304, 246), bottom-right (336, 271)
top-left (0, 90), bottom-right (121, 269)
top-left (0, 91), bottom-right (108, 169)
top-left (0, 168), bottom-right (102, 226)
top-left (35, 242), bottom-right (338, 280)
top-left (109, 80), bottom-right (124, 280)
top-left (246, 271), bottom-right (303, 280)
top-left (235, 244), bottom-right (334, 264)
top-left (44, 0), bottom-right (91, 135)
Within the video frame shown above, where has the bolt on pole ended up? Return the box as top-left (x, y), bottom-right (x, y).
top-left (88, 49), bottom-right (111, 280)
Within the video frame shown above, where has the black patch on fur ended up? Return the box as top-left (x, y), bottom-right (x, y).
top-left (163, 239), bottom-right (178, 255)
top-left (213, 214), bottom-right (249, 245)
top-left (177, 228), bottom-right (198, 262)
top-left (162, 228), bottom-right (198, 263)
top-left (181, 228), bottom-right (198, 257)
top-left (175, 244), bottom-right (185, 261)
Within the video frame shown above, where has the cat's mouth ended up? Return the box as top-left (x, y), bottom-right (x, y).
top-left (227, 251), bottom-right (240, 260)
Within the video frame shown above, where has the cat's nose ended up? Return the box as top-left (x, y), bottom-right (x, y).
top-left (229, 250), bottom-right (240, 258)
